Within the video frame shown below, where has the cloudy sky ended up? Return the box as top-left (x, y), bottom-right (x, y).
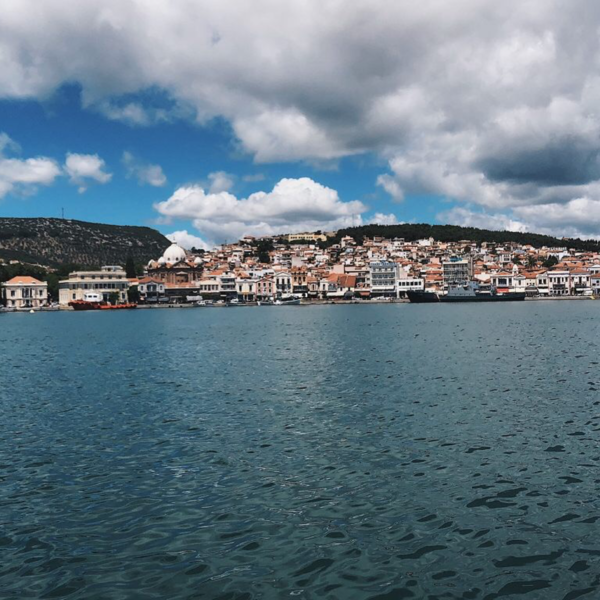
top-left (1, 0), bottom-right (600, 247)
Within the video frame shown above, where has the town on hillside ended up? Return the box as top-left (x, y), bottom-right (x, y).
top-left (1, 231), bottom-right (599, 310)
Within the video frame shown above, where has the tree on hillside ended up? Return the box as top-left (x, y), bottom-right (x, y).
top-left (125, 256), bottom-right (137, 278)
top-left (543, 255), bottom-right (559, 269)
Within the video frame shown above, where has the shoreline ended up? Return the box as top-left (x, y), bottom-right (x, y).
top-left (1, 295), bottom-right (597, 313)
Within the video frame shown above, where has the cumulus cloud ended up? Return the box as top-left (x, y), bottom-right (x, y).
top-left (439, 199), bottom-right (600, 240)
top-left (438, 207), bottom-right (528, 234)
top-left (207, 171), bottom-right (234, 193)
top-left (6, 1), bottom-right (600, 229)
top-left (167, 229), bottom-right (211, 251)
top-left (368, 212), bottom-right (399, 226)
top-left (155, 177), bottom-right (367, 243)
top-left (122, 151), bottom-right (166, 187)
top-left (64, 153), bottom-right (112, 193)
top-left (0, 133), bottom-right (61, 199)
top-left (376, 174), bottom-right (404, 202)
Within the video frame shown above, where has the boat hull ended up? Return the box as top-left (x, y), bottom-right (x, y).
top-left (406, 291), bottom-right (440, 303)
top-left (69, 301), bottom-right (137, 311)
top-left (439, 293), bottom-right (526, 302)
top-left (407, 291), bottom-right (526, 303)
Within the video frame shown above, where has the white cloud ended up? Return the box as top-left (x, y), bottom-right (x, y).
top-left (64, 153), bottom-right (112, 193)
top-left (0, 133), bottom-right (61, 199)
top-left (376, 174), bottom-right (404, 202)
top-left (439, 199), bottom-right (600, 239)
top-left (439, 206), bottom-right (528, 233)
top-left (122, 151), bottom-right (166, 187)
top-left (155, 177), bottom-right (367, 243)
top-left (167, 229), bottom-right (211, 251)
top-left (368, 212), bottom-right (399, 225)
top-left (207, 171), bottom-right (234, 193)
top-left (5, 1), bottom-right (600, 222)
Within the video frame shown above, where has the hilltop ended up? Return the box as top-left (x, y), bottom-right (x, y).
top-left (0, 218), bottom-right (170, 267)
top-left (323, 223), bottom-right (600, 252)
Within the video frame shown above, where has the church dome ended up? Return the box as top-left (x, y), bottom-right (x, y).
top-left (161, 242), bottom-right (187, 264)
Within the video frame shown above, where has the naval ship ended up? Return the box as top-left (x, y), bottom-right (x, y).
top-left (407, 282), bottom-right (526, 303)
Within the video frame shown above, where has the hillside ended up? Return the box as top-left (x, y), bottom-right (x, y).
top-left (325, 223), bottom-right (600, 252)
top-left (0, 218), bottom-right (170, 267)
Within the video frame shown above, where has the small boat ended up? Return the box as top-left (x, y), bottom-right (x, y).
top-left (275, 296), bottom-right (301, 306)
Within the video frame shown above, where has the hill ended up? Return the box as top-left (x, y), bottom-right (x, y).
top-left (0, 218), bottom-right (170, 267)
top-left (325, 223), bottom-right (600, 252)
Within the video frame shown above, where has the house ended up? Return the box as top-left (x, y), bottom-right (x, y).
top-left (320, 273), bottom-right (357, 299)
top-left (571, 269), bottom-right (592, 295)
top-left (547, 270), bottom-right (571, 295)
top-left (137, 277), bottom-right (166, 302)
top-left (1, 276), bottom-right (48, 309)
top-left (274, 271), bottom-right (293, 297)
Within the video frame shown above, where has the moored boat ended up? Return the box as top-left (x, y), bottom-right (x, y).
top-left (408, 283), bottom-right (526, 303)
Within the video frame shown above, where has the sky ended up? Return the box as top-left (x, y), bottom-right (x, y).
top-left (1, 1), bottom-right (600, 248)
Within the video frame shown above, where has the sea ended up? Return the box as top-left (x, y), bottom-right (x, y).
top-left (1, 302), bottom-right (600, 600)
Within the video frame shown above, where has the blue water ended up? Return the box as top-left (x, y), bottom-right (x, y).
top-left (1, 302), bottom-right (600, 599)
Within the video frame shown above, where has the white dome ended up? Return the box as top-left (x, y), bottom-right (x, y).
top-left (194, 256), bottom-right (203, 265)
top-left (161, 242), bottom-right (187, 264)
top-left (157, 256), bottom-right (166, 265)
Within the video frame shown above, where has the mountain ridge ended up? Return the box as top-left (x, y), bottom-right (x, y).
top-left (0, 217), bottom-right (170, 267)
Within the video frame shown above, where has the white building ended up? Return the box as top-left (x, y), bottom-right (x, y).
top-left (369, 261), bottom-right (400, 297)
top-left (58, 266), bottom-right (130, 305)
top-left (442, 259), bottom-right (471, 288)
top-left (1, 276), bottom-right (48, 309)
top-left (397, 271), bottom-right (424, 297)
top-left (547, 270), bottom-right (571, 296)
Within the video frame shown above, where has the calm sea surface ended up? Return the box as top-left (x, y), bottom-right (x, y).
top-left (1, 302), bottom-right (600, 599)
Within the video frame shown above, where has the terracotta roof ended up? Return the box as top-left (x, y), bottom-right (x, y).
top-left (3, 276), bottom-right (45, 285)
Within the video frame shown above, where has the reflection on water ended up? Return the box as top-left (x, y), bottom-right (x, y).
top-left (1, 303), bottom-right (600, 599)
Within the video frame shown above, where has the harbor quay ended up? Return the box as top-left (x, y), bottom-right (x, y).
top-left (3, 232), bottom-right (600, 310)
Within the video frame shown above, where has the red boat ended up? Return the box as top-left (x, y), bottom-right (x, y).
top-left (69, 301), bottom-right (137, 311)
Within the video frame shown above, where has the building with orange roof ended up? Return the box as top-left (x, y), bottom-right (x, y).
top-left (2, 275), bottom-right (48, 310)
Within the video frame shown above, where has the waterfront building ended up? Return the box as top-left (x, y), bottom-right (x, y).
top-left (58, 266), bottom-right (129, 305)
top-left (274, 271), bottom-right (293, 297)
top-left (442, 258), bottom-right (471, 289)
top-left (1, 276), bottom-right (48, 309)
top-left (396, 271), bottom-right (425, 298)
top-left (369, 260), bottom-right (400, 297)
top-left (320, 273), bottom-right (357, 299)
top-left (571, 269), bottom-right (592, 295)
top-left (547, 270), bottom-right (571, 296)
top-left (236, 275), bottom-right (258, 302)
top-left (137, 277), bottom-right (166, 303)
top-left (146, 242), bottom-right (203, 284)
top-left (256, 275), bottom-right (276, 301)
top-left (490, 272), bottom-right (514, 293)
top-left (291, 267), bottom-right (308, 296)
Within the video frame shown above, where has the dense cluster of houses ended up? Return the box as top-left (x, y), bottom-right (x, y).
top-left (130, 234), bottom-right (600, 303)
top-left (3, 232), bottom-right (600, 309)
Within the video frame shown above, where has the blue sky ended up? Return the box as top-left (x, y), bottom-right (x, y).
top-left (2, 1), bottom-right (600, 246)
top-left (0, 85), bottom-right (437, 242)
